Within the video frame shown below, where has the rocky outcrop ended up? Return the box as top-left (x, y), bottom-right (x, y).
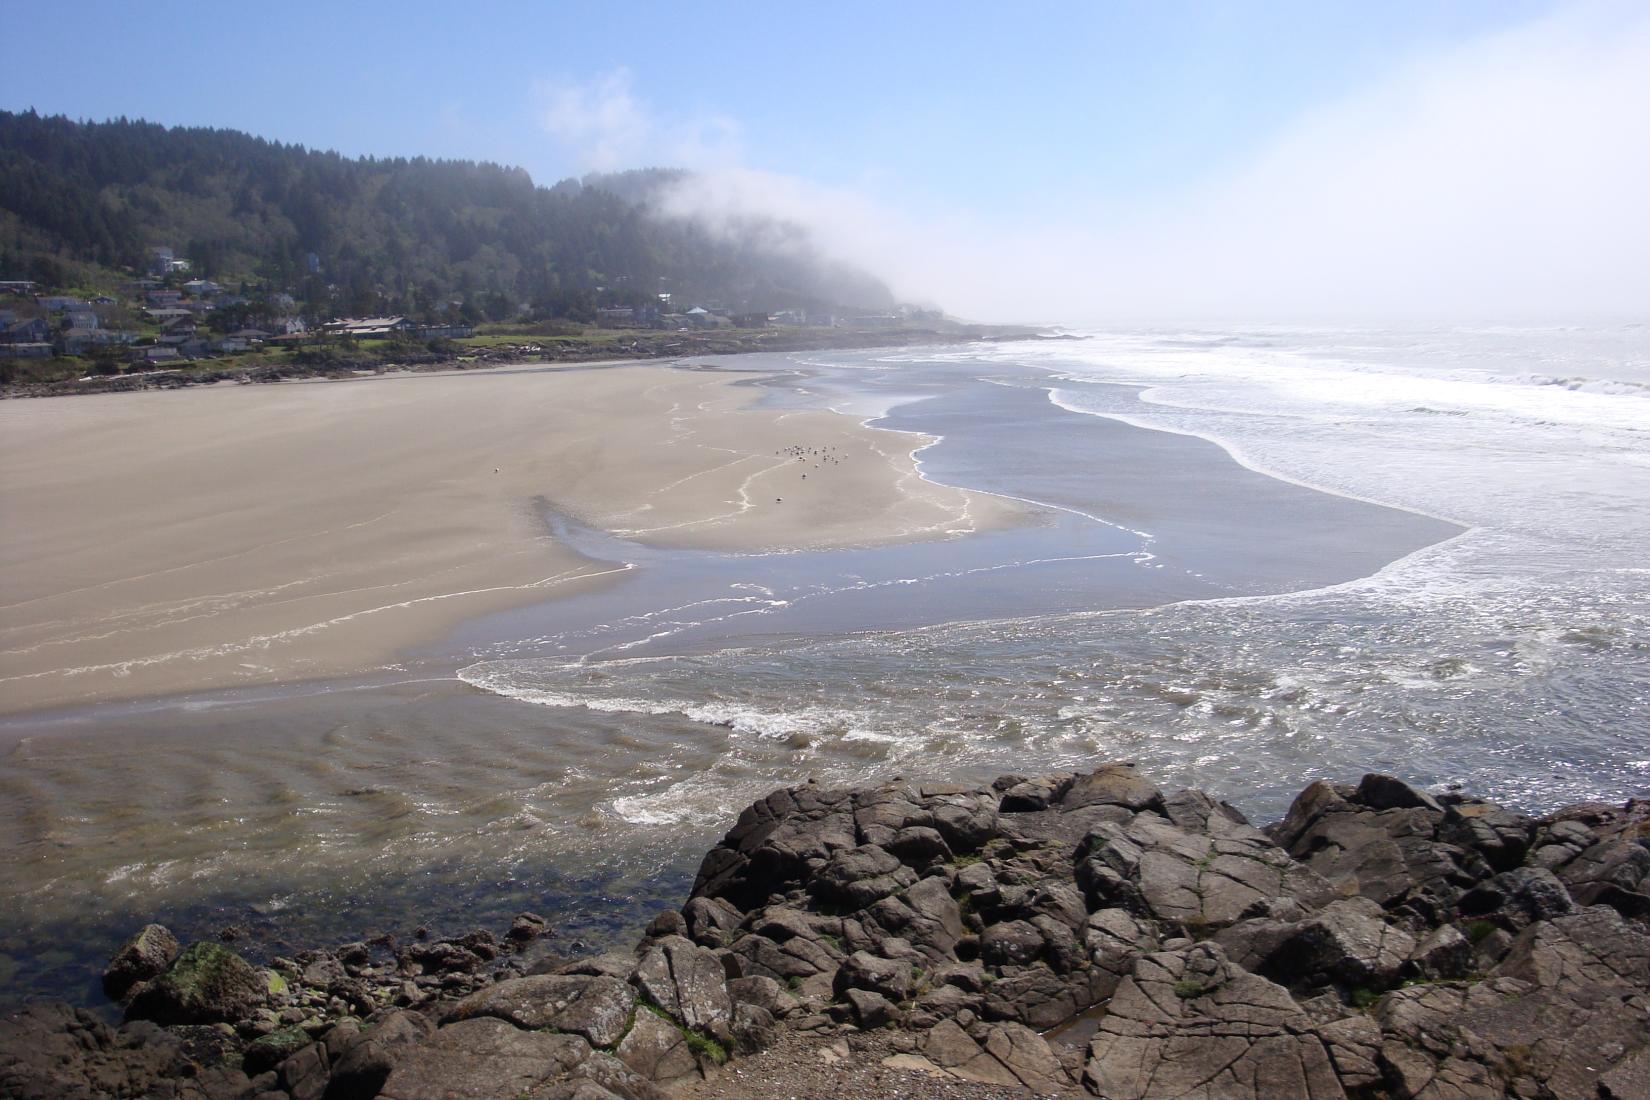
top-left (125, 942), bottom-right (272, 1027)
top-left (101, 923), bottom-right (181, 1002)
top-left (5, 766), bottom-right (1648, 1099)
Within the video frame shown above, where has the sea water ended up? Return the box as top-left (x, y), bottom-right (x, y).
top-left (2, 323), bottom-right (1645, 1005)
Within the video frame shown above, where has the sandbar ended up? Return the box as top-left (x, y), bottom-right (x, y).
top-left (0, 362), bottom-right (1019, 715)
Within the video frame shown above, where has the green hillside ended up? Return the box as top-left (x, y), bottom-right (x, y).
top-left (0, 110), bottom-right (893, 322)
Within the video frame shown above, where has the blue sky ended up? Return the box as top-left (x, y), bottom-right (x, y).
top-left (4, 1), bottom-right (1645, 319)
top-left (3, 1), bottom-right (1549, 204)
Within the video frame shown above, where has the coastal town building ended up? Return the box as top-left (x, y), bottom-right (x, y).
top-left (2, 317), bottom-right (52, 344)
top-left (320, 316), bottom-right (417, 337)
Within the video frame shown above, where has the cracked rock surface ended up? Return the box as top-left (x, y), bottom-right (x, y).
top-left (5, 766), bottom-right (1648, 1099)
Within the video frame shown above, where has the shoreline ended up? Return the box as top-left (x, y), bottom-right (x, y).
top-left (0, 324), bottom-right (1061, 401)
top-left (5, 764), bottom-right (1646, 1098)
top-left (0, 352), bottom-right (1026, 717)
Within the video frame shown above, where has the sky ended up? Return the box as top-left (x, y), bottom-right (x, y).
top-left (4, 0), bottom-right (1647, 323)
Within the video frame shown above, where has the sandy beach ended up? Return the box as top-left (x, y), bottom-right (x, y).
top-left (0, 361), bottom-right (1019, 715)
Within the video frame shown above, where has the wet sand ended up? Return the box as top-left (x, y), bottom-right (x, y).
top-left (0, 363), bottom-right (1018, 715)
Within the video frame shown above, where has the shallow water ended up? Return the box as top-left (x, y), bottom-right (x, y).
top-left (2, 324), bottom-right (1646, 1008)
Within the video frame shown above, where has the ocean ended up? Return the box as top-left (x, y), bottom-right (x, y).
top-left (2, 322), bottom-right (1646, 1007)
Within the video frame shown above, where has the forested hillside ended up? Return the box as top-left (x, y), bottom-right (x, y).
top-left (0, 111), bottom-right (892, 321)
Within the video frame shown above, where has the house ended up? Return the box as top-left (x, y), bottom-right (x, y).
top-left (418, 322), bottom-right (474, 339)
top-left (322, 316), bottom-right (415, 337)
top-left (130, 346), bottom-right (182, 365)
top-left (146, 288), bottom-right (183, 306)
top-left (143, 307), bottom-right (194, 324)
top-left (63, 329), bottom-right (137, 355)
top-left (272, 317), bottom-right (308, 335)
top-left (0, 280), bottom-right (38, 296)
top-left (0, 309), bottom-right (16, 327)
top-left (64, 308), bottom-right (99, 331)
top-left (228, 328), bottom-right (272, 343)
top-left (36, 295), bottom-right (84, 312)
top-left (182, 279), bottom-right (222, 298)
top-left (2, 317), bottom-right (52, 344)
top-left (0, 342), bottom-right (52, 358)
top-left (148, 248), bottom-right (191, 275)
top-left (215, 338), bottom-right (250, 354)
top-left (683, 306), bottom-right (730, 328)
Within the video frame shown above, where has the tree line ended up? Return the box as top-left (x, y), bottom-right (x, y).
top-left (0, 110), bottom-right (892, 321)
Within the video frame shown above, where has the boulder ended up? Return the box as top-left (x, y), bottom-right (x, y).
top-left (979, 920), bottom-right (1043, 968)
top-left (680, 897), bottom-right (742, 948)
top-left (243, 1026), bottom-right (312, 1075)
top-left (1492, 906), bottom-right (1650, 994)
top-left (1161, 788), bottom-right (1261, 839)
top-left (809, 845), bottom-right (917, 910)
top-left (886, 826), bottom-right (951, 864)
top-left (979, 965), bottom-right (1090, 1030)
top-left (323, 1010), bottom-right (433, 1100)
top-left (1216, 897), bottom-right (1416, 993)
top-left (102, 924), bottom-right (180, 1002)
top-left (1439, 800), bottom-right (1535, 872)
top-left (1375, 974), bottom-right (1650, 1100)
top-left (508, 912), bottom-right (551, 943)
top-left (1282, 800), bottom-right (1485, 921)
top-left (1083, 944), bottom-right (1346, 1100)
top-left (613, 1009), bottom-right (697, 1086)
top-left (1060, 764), bottom-right (1164, 813)
top-left (999, 775), bottom-right (1073, 813)
top-left (845, 987), bottom-right (895, 1029)
top-left (630, 936), bottom-right (733, 1037)
top-left (927, 792), bottom-right (999, 853)
top-left (1084, 908), bottom-right (1160, 1002)
top-left (728, 1002), bottom-right (778, 1054)
top-left (642, 910), bottom-right (686, 940)
top-left (1458, 866), bottom-right (1576, 931)
top-left (833, 951), bottom-right (913, 1002)
top-left (1365, 907), bottom-right (1650, 1097)
top-left (1405, 924), bottom-right (1474, 980)
top-left (917, 1018), bottom-right (1070, 1091)
top-left (724, 975), bottom-right (789, 1018)
top-left (1355, 773), bottom-right (1443, 813)
top-left (275, 1039), bottom-right (330, 1100)
top-left (375, 1017), bottom-right (661, 1100)
top-left (1555, 836), bottom-right (1650, 903)
top-left (446, 974), bottom-right (636, 1049)
top-left (1078, 814), bottom-right (1329, 931)
top-left (1268, 779), bottom-right (1350, 850)
top-left (125, 942), bottom-right (268, 1026)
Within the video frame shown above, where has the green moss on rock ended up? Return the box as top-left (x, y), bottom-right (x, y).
top-left (126, 941), bottom-right (268, 1026)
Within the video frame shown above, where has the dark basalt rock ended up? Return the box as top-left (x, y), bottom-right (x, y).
top-left (445, 974), bottom-right (636, 1049)
top-left (12, 764), bottom-right (1650, 1100)
top-left (1216, 896), bottom-right (1417, 993)
top-left (630, 935), bottom-right (734, 1038)
top-left (1082, 943), bottom-right (1347, 1100)
top-left (102, 922), bottom-right (180, 1002)
top-left (1458, 865), bottom-right (1577, 931)
top-left (125, 941), bottom-right (269, 1026)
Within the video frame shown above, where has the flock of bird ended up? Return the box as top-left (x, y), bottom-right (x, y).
top-left (773, 443), bottom-right (848, 502)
